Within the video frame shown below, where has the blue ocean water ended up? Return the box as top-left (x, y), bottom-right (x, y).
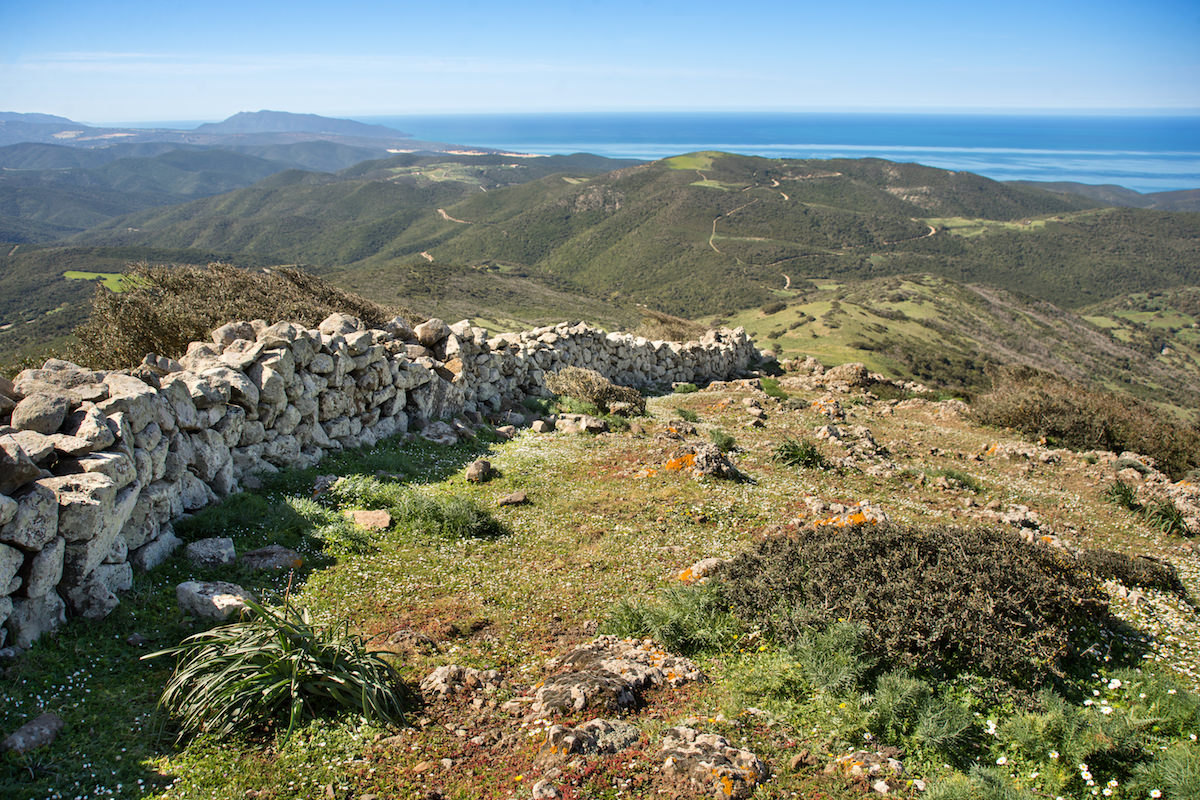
top-left (360, 113), bottom-right (1200, 194)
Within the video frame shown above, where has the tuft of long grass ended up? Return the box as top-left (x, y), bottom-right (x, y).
top-left (1103, 479), bottom-right (1142, 512)
top-left (602, 582), bottom-right (742, 655)
top-left (1146, 500), bottom-right (1192, 537)
top-left (772, 438), bottom-right (829, 469)
top-left (708, 428), bottom-right (737, 453)
top-left (144, 599), bottom-right (410, 739)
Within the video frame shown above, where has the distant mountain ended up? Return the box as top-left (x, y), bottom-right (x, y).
top-left (1008, 180), bottom-right (1200, 212)
top-left (192, 110), bottom-right (410, 139)
top-left (0, 112), bottom-right (78, 125)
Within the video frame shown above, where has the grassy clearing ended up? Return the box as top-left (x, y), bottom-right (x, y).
top-left (665, 153), bottom-right (717, 171)
top-left (2, 381), bottom-right (1198, 800)
top-left (62, 271), bottom-right (135, 292)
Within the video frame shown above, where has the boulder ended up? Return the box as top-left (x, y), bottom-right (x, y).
top-left (465, 459), bottom-right (494, 483)
top-left (414, 318), bottom-right (449, 347)
top-left (0, 482), bottom-right (58, 551)
top-left (20, 537), bottom-right (64, 597)
top-left (239, 544), bottom-right (303, 572)
top-left (185, 537), bottom-right (236, 567)
top-left (5, 592), bottom-right (66, 649)
top-left (129, 528), bottom-right (182, 571)
top-left (0, 436), bottom-right (42, 495)
top-left (348, 509), bottom-right (391, 531)
top-left (0, 713), bottom-right (65, 754)
top-left (10, 393), bottom-right (70, 435)
top-left (318, 313), bottom-right (362, 336)
top-left (176, 580), bottom-right (254, 621)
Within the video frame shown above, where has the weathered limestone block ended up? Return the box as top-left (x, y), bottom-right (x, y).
top-left (63, 578), bottom-right (120, 620)
top-left (177, 580), bottom-right (253, 620)
top-left (319, 313), bottom-right (362, 336)
top-left (179, 471), bottom-right (216, 512)
top-left (0, 483), bottom-right (58, 552)
top-left (129, 527), bottom-right (181, 571)
top-left (247, 362), bottom-right (286, 409)
top-left (0, 542), bottom-right (23, 593)
top-left (214, 405), bottom-right (246, 448)
top-left (97, 374), bottom-right (157, 432)
top-left (201, 365), bottom-right (259, 410)
top-left (10, 393), bottom-right (70, 435)
top-left (211, 321), bottom-right (256, 347)
top-left (5, 593), bottom-right (66, 648)
top-left (218, 339), bottom-right (266, 372)
top-left (186, 537), bottom-right (236, 567)
top-left (61, 483), bottom-right (139, 584)
top-left (65, 451), bottom-right (138, 490)
top-left (0, 436), bottom-right (42, 495)
top-left (189, 429), bottom-right (230, 483)
top-left (7, 430), bottom-right (56, 465)
top-left (158, 377), bottom-right (201, 430)
top-left (20, 537), bottom-right (64, 598)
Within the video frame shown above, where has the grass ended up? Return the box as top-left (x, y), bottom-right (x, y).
top-left (62, 270), bottom-right (135, 292)
top-left (773, 437), bottom-right (830, 469)
top-left (3, 379), bottom-right (1198, 800)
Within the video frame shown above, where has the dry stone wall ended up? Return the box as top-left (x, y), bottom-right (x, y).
top-left (0, 314), bottom-right (759, 650)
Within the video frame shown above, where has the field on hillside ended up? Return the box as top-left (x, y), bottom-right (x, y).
top-left (3, 373), bottom-right (1198, 800)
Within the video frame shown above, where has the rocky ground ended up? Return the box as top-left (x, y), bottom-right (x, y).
top-left (1, 361), bottom-right (1198, 800)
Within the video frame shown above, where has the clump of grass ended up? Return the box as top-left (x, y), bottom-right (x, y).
top-left (545, 366), bottom-right (645, 416)
top-left (324, 476), bottom-right (503, 539)
top-left (928, 467), bottom-right (983, 493)
top-left (759, 377), bottom-right (788, 400)
top-left (1103, 479), bottom-right (1142, 511)
top-left (674, 407), bottom-right (700, 423)
top-left (673, 382), bottom-right (699, 394)
top-left (602, 582), bottom-right (742, 655)
top-left (1146, 499), bottom-right (1193, 537)
top-left (708, 428), bottom-right (737, 453)
top-left (1128, 742), bottom-right (1200, 800)
top-left (145, 599), bottom-right (410, 739)
top-left (772, 438), bottom-right (829, 469)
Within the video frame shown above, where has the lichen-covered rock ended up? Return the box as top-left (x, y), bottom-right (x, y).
top-left (465, 458), bottom-right (494, 483)
top-left (420, 664), bottom-right (502, 697)
top-left (185, 537), bottom-right (236, 567)
top-left (240, 544), bottom-right (303, 571)
top-left (10, 393), bottom-right (70, 435)
top-left (538, 718), bottom-right (643, 764)
top-left (0, 712), bottom-right (65, 754)
top-left (690, 444), bottom-right (743, 480)
top-left (176, 580), bottom-right (253, 620)
top-left (660, 726), bottom-right (768, 800)
top-left (0, 483), bottom-right (57, 551)
top-left (5, 592), bottom-right (66, 649)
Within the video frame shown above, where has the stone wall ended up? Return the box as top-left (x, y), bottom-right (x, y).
top-left (0, 314), bottom-right (759, 650)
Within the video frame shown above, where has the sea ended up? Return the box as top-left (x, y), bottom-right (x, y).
top-left (360, 113), bottom-right (1200, 194)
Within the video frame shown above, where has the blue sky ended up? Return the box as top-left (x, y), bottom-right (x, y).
top-left (2, 0), bottom-right (1198, 123)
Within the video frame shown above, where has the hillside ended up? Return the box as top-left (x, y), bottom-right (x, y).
top-left (192, 109), bottom-right (410, 138)
top-left (1009, 180), bottom-right (1200, 212)
top-left (705, 274), bottom-right (1200, 410)
top-left (73, 152), bottom-right (1200, 319)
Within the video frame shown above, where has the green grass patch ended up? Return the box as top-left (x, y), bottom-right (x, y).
top-left (62, 270), bottom-right (135, 292)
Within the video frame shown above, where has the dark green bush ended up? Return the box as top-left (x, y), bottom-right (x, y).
top-left (545, 366), bottom-right (646, 416)
top-left (972, 366), bottom-right (1200, 480)
top-left (1078, 548), bottom-right (1186, 594)
top-left (761, 300), bottom-right (787, 315)
top-left (673, 382), bottom-right (699, 394)
top-left (715, 523), bottom-right (1110, 687)
top-left (71, 262), bottom-right (402, 369)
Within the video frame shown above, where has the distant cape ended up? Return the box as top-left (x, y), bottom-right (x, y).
top-left (192, 110), bottom-right (410, 139)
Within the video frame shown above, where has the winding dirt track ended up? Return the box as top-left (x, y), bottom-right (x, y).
top-left (437, 209), bottom-right (470, 224)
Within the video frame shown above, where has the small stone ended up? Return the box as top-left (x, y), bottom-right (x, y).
top-left (186, 537), bottom-right (236, 567)
top-left (126, 632), bottom-right (148, 647)
top-left (240, 544), bottom-right (303, 571)
top-left (531, 419), bottom-right (554, 434)
top-left (176, 580), bottom-right (254, 620)
top-left (0, 712), bottom-right (65, 754)
top-left (412, 760), bottom-right (435, 774)
top-left (465, 459), bottom-right (494, 483)
top-left (348, 509), bottom-right (392, 531)
top-left (531, 780), bottom-right (562, 800)
top-left (498, 490), bottom-right (528, 507)
top-left (495, 425), bottom-right (516, 439)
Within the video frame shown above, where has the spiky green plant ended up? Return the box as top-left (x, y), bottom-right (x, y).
top-left (708, 428), bottom-right (737, 453)
top-left (601, 582), bottom-right (742, 655)
top-left (772, 437), bottom-right (829, 469)
top-left (674, 407), bottom-right (700, 423)
top-left (144, 599), bottom-right (409, 739)
top-left (1146, 499), bottom-right (1192, 537)
top-left (1103, 479), bottom-right (1142, 512)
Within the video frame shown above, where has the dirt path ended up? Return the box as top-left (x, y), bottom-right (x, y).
top-left (6, 245), bottom-right (17, 257)
top-left (708, 199), bottom-right (761, 254)
top-left (437, 209), bottom-right (470, 224)
top-left (881, 224), bottom-right (937, 246)
top-left (419, 252), bottom-right (434, 262)
top-left (782, 273), bottom-right (791, 290)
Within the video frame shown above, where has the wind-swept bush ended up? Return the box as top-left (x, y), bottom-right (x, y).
top-left (71, 262), bottom-right (405, 369)
top-left (145, 599), bottom-right (410, 738)
top-left (972, 366), bottom-right (1200, 480)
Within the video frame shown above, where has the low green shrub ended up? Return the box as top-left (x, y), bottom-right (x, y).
top-left (325, 476), bottom-right (504, 540)
top-left (674, 407), bottom-right (700, 423)
top-left (673, 382), bottom-right (699, 394)
top-left (871, 671), bottom-right (975, 762)
top-left (1128, 742), bottom-right (1200, 800)
top-left (522, 396), bottom-right (554, 416)
top-left (715, 523), bottom-right (1111, 687)
top-left (601, 582), bottom-right (742, 656)
top-left (925, 768), bottom-right (1035, 800)
top-left (708, 428), bottom-right (737, 453)
top-left (1146, 499), bottom-right (1193, 537)
top-left (772, 438), bottom-right (829, 469)
top-left (146, 600), bottom-right (409, 739)
top-left (545, 366), bottom-right (646, 416)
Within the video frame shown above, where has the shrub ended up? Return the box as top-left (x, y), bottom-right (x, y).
top-left (1078, 548), bottom-right (1186, 594)
top-left (674, 407), bottom-right (700, 423)
top-left (71, 262), bottom-right (402, 369)
top-left (772, 438), bottom-right (829, 469)
top-left (633, 309), bottom-right (708, 342)
top-left (715, 523), bottom-right (1111, 687)
top-left (673, 382), bottom-right (699, 394)
top-left (1128, 742), bottom-right (1200, 800)
top-left (972, 366), bottom-right (1200, 480)
top-left (708, 428), bottom-right (737, 453)
top-left (761, 300), bottom-right (787, 315)
top-left (601, 582), bottom-right (742, 655)
top-left (146, 599), bottom-right (409, 738)
top-left (545, 366), bottom-right (646, 416)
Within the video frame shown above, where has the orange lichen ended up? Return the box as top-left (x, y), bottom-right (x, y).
top-left (664, 453), bottom-right (697, 471)
top-left (812, 510), bottom-right (875, 528)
